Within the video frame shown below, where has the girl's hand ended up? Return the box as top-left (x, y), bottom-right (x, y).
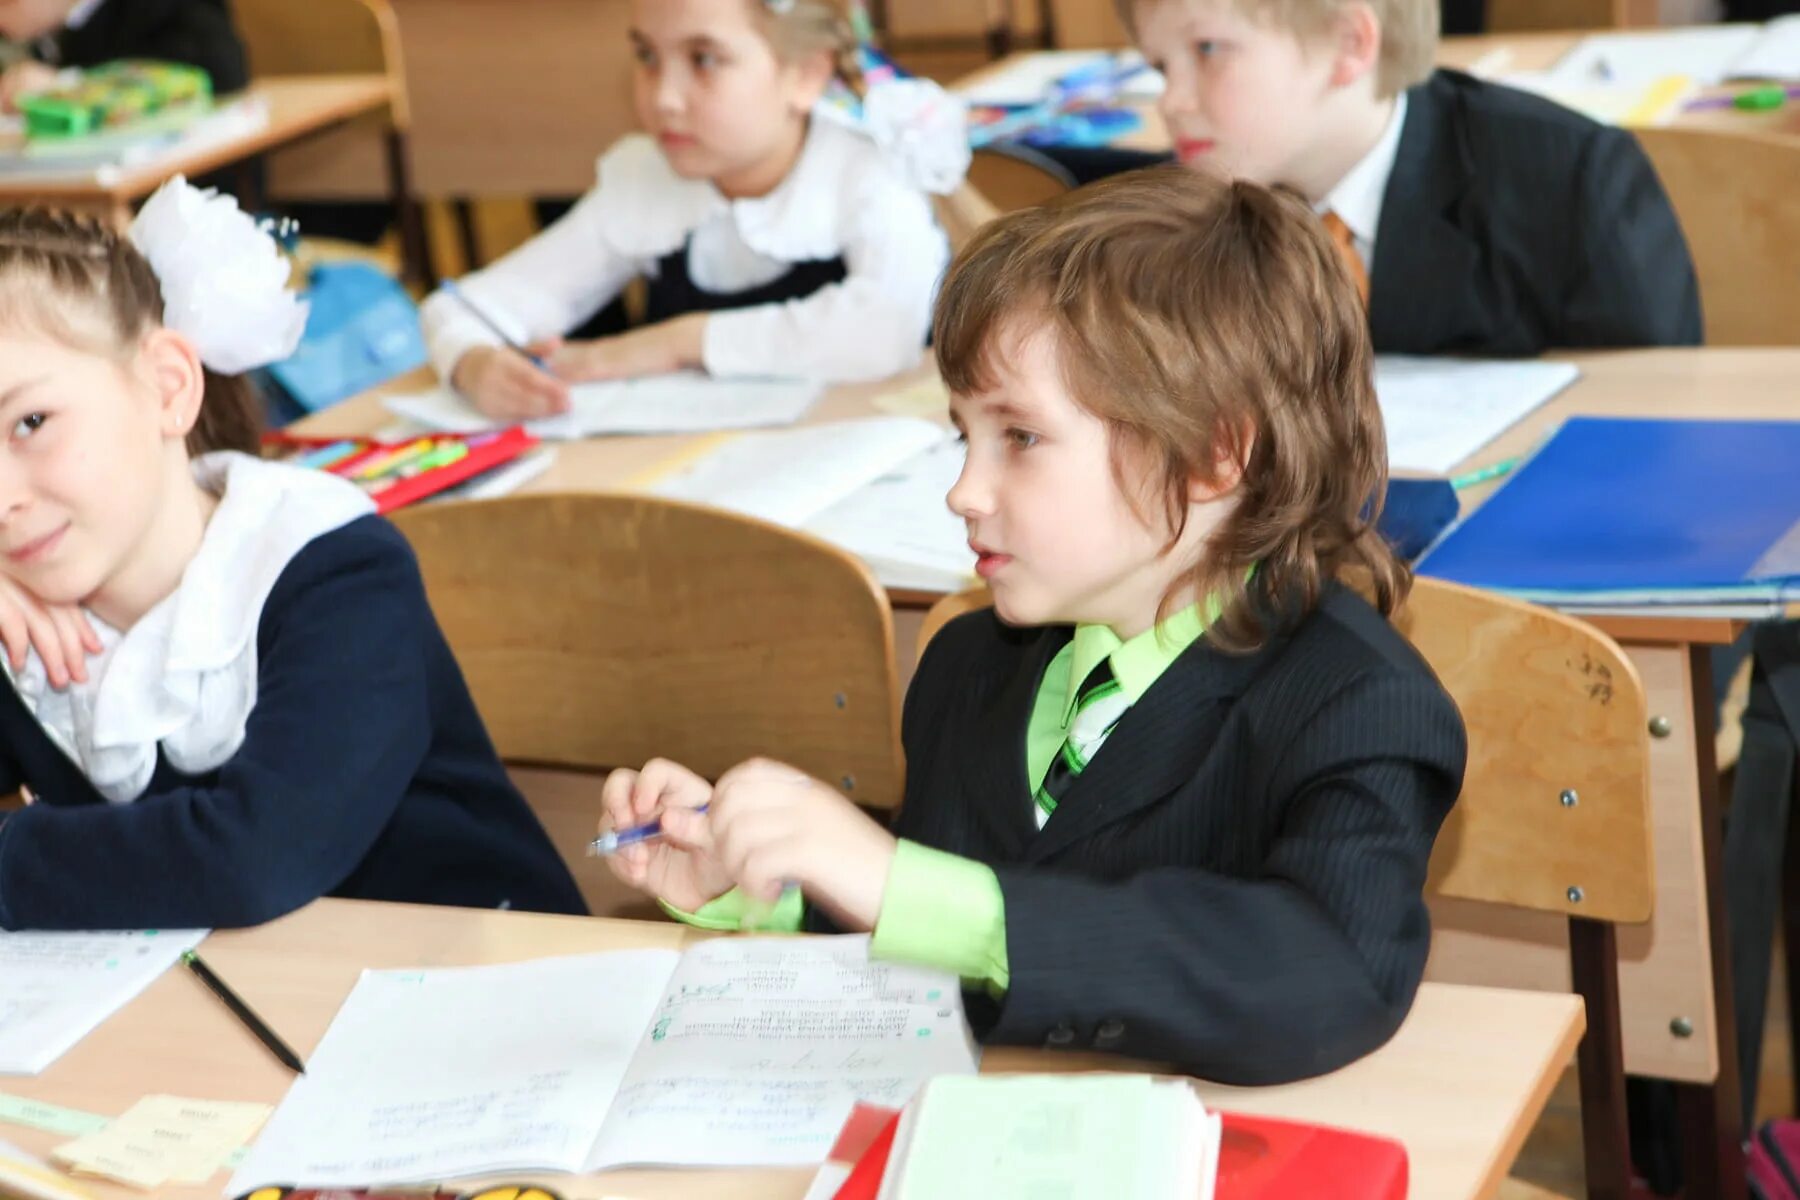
top-left (450, 345), bottom-right (571, 419)
top-left (0, 576), bottom-right (101, 691)
top-left (702, 758), bottom-right (899, 931)
top-left (599, 758), bottom-right (732, 913)
top-left (539, 315), bottom-right (706, 383)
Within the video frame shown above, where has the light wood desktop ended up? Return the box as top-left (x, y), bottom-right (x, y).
top-left (4, 897), bottom-right (1584, 1200)
top-left (0, 77), bottom-right (401, 227)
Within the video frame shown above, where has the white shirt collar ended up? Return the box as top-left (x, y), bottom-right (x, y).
top-left (64, 0), bottom-right (105, 30)
top-left (2, 453), bottom-right (373, 803)
top-left (593, 116), bottom-right (884, 263)
top-left (1317, 92), bottom-right (1408, 249)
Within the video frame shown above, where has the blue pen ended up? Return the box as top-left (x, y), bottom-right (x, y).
top-left (588, 804), bottom-right (710, 856)
top-left (442, 279), bottom-right (549, 370)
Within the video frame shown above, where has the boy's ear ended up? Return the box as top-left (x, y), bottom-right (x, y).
top-left (785, 48), bottom-right (837, 112)
top-left (1328, 2), bottom-right (1383, 90)
top-left (139, 328), bottom-right (207, 440)
top-left (1187, 423), bottom-right (1254, 503)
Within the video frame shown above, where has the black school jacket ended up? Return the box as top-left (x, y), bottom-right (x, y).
top-left (860, 584), bottom-right (1465, 1085)
top-left (1371, 69), bottom-right (1701, 355)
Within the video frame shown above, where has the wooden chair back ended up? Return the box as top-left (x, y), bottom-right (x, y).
top-left (394, 494), bottom-right (907, 912)
top-left (967, 144), bottom-right (1076, 213)
top-left (233, 0), bottom-right (409, 125)
top-left (1635, 125), bottom-right (1800, 347)
top-left (919, 578), bottom-right (1652, 1199)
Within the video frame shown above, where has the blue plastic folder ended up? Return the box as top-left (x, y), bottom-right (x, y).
top-left (1417, 417), bottom-right (1800, 605)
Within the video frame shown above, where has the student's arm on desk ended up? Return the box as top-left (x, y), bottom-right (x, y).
top-left (663, 844), bottom-right (1012, 997)
top-left (0, 525), bottom-right (434, 931)
top-left (1562, 126), bottom-right (1702, 348)
top-left (419, 184), bottom-right (639, 382)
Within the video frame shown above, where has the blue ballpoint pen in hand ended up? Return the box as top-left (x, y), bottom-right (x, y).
top-left (589, 804), bottom-right (712, 856)
top-left (442, 279), bottom-right (551, 371)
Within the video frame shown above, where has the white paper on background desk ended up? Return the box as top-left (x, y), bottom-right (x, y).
top-left (1375, 357), bottom-right (1580, 475)
top-left (1543, 24), bottom-right (1763, 87)
top-left (956, 49), bottom-right (1164, 105)
top-left (1728, 15), bottom-right (1800, 80)
top-left (805, 437), bottom-right (975, 592)
top-left (0, 929), bottom-right (207, 1075)
top-left (227, 936), bottom-right (975, 1191)
top-left (382, 372), bottom-right (820, 441)
top-left (650, 417), bottom-right (951, 527)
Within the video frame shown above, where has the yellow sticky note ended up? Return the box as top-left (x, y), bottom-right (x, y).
top-left (52, 1096), bottom-right (271, 1190)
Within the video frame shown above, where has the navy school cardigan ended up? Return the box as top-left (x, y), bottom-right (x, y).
top-left (0, 515), bottom-right (586, 930)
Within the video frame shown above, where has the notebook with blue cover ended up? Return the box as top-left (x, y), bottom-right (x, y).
top-left (1417, 417), bottom-right (1800, 605)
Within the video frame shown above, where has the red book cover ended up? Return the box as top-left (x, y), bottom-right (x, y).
top-left (1216, 1112), bottom-right (1408, 1199)
top-left (828, 1105), bottom-right (1408, 1199)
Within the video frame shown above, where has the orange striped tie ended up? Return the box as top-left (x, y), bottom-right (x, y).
top-left (1321, 210), bottom-right (1370, 307)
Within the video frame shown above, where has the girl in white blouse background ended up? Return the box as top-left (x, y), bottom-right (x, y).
top-left (421, 0), bottom-right (966, 420)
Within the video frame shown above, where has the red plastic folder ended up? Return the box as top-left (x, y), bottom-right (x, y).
top-left (830, 1105), bottom-right (1408, 1199)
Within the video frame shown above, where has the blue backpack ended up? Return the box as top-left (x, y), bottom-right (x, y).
top-left (256, 261), bottom-right (428, 424)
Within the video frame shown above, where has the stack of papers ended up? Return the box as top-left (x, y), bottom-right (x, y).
top-left (0, 929), bottom-right (207, 1075)
top-left (1540, 19), bottom-right (1800, 87)
top-left (51, 1096), bottom-right (269, 1189)
top-left (881, 1075), bottom-right (1220, 1200)
top-left (384, 372), bottom-right (821, 441)
top-left (229, 936), bottom-right (976, 1191)
top-left (0, 97), bottom-right (269, 183)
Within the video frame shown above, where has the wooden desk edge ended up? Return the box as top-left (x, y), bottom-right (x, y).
top-left (1473, 992), bottom-right (1587, 1200)
top-left (0, 77), bottom-right (395, 204)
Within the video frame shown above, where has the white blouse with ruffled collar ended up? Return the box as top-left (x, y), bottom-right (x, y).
top-left (420, 115), bottom-right (949, 386)
top-left (1, 452), bottom-right (374, 804)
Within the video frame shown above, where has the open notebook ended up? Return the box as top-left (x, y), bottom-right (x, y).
top-left (227, 936), bottom-right (976, 1192)
top-left (648, 417), bottom-right (977, 593)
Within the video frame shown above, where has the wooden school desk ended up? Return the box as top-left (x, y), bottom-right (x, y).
top-left (0, 76), bottom-right (409, 229)
top-left (4, 897), bottom-right (1583, 1200)
top-left (306, 346), bottom-right (1800, 1197)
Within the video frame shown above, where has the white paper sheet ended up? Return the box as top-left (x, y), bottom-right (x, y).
top-left (585, 936), bottom-right (978, 1170)
top-left (1375, 357), bottom-right (1579, 475)
top-left (227, 950), bottom-right (681, 1191)
top-left (1543, 24), bottom-right (1762, 87)
top-left (804, 438), bottom-right (974, 593)
top-left (649, 418), bottom-right (950, 527)
top-left (0, 929), bottom-right (207, 1075)
top-left (1728, 15), bottom-right (1800, 80)
top-left (383, 372), bottom-right (820, 441)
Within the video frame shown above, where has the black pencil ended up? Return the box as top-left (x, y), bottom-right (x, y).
top-left (182, 949), bottom-right (307, 1075)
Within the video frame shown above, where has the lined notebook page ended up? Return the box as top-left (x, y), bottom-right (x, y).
top-left (228, 950), bottom-right (680, 1190)
top-left (1375, 357), bottom-right (1579, 475)
top-left (0, 929), bottom-right (207, 1075)
top-left (587, 936), bottom-right (978, 1170)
